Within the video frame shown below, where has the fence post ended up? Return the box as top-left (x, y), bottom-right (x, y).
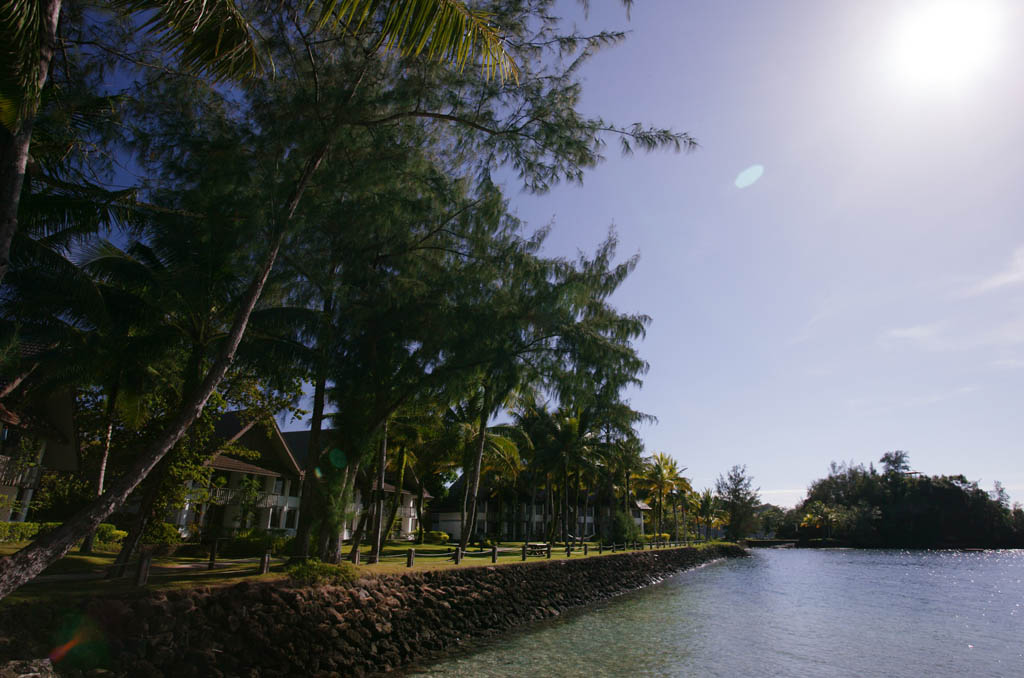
top-left (565, 543), bottom-right (571, 558)
top-left (259, 550), bottom-right (271, 575)
top-left (584, 543), bottom-right (589, 556)
top-left (491, 544), bottom-right (498, 563)
top-left (598, 542), bottom-right (603, 555)
top-left (407, 548), bottom-right (415, 568)
top-left (135, 549), bottom-right (153, 587)
top-left (208, 539), bottom-right (219, 570)
top-left (455, 547), bottom-right (462, 565)
top-left (522, 542), bottom-right (528, 561)
top-left (546, 543), bottom-right (552, 559)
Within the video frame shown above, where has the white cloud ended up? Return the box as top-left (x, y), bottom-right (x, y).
top-left (847, 385), bottom-right (978, 415)
top-left (963, 247), bottom-right (1024, 297)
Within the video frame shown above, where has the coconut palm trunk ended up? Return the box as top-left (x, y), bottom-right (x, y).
top-left (372, 418), bottom-right (388, 559)
top-left (80, 383), bottom-right (119, 554)
top-left (459, 385), bottom-right (490, 550)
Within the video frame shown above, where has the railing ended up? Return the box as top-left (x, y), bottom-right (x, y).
top-left (205, 487), bottom-right (285, 509)
top-left (0, 456), bottom-right (41, 488)
top-left (361, 539), bottom-right (703, 568)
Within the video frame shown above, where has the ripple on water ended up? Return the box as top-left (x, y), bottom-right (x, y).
top-left (402, 549), bottom-right (1024, 678)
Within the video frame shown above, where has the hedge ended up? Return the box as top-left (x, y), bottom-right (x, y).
top-left (0, 522), bottom-right (125, 545)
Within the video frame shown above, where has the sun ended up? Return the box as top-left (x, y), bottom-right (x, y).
top-left (887, 1), bottom-right (1001, 93)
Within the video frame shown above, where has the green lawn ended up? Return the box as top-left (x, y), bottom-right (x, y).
top-left (0, 539), bottom-right (723, 606)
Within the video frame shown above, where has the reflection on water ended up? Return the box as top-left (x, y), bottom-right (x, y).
top-left (404, 549), bottom-right (1024, 678)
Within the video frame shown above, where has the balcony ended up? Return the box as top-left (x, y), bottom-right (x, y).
top-left (0, 457), bottom-right (41, 489)
top-left (203, 486), bottom-right (285, 509)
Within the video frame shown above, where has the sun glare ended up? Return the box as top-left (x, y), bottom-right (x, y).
top-left (887, 1), bottom-right (1001, 93)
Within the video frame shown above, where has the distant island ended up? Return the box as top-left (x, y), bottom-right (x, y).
top-left (759, 452), bottom-right (1024, 549)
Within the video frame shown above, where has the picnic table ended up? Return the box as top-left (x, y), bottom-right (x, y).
top-left (526, 542), bottom-right (548, 557)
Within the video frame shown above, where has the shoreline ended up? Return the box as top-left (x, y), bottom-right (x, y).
top-left (0, 544), bottom-right (747, 677)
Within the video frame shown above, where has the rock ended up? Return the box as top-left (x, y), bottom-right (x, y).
top-left (0, 659), bottom-right (59, 678)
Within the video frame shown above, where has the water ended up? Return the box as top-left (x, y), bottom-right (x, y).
top-left (404, 549), bottom-right (1024, 677)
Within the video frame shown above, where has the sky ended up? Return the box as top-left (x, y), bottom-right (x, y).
top-left (489, 0), bottom-right (1024, 507)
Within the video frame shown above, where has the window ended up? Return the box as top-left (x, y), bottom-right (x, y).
top-left (284, 509), bottom-right (297, 529)
top-left (270, 507), bottom-right (281, 527)
top-left (288, 480), bottom-right (301, 497)
top-left (273, 478), bottom-right (284, 495)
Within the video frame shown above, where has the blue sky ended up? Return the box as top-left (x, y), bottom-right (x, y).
top-left (496, 0), bottom-right (1024, 506)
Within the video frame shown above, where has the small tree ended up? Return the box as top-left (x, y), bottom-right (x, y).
top-left (715, 465), bottom-right (760, 541)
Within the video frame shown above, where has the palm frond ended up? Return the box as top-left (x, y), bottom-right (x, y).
top-left (313, 0), bottom-right (518, 82)
top-left (113, 0), bottom-right (265, 82)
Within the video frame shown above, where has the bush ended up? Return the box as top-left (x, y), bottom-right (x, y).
top-left (643, 533), bottom-right (671, 543)
top-left (219, 529), bottom-right (293, 558)
top-left (0, 521), bottom-right (65, 543)
top-left (424, 530), bottom-right (449, 545)
top-left (95, 523), bottom-right (127, 545)
top-left (608, 511), bottom-right (641, 545)
top-left (141, 521), bottom-right (182, 546)
top-left (286, 559), bottom-right (359, 587)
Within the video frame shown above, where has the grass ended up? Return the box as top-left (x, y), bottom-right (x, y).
top-left (0, 538), bottom-right (732, 606)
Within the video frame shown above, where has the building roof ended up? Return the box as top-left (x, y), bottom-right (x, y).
top-left (212, 411), bottom-right (303, 479)
top-left (634, 499), bottom-right (652, 511)
top-left (207, 453), bottom-right (281, 477)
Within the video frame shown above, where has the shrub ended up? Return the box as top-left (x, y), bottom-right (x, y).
top-left (643, 533), bottom-right (671, 543)
top-left (141, 521), bottom-right (182, 546)
top-left (95, 523), bottom-right (127, 545)
top-left (424, 530), bottom-right (449, 544)
top-left (608, 511), bottom-right (641, 545)
top-left (286, 559), bottom-right (359, 587)
top-left (0, 522), bottom-right (40, 542)
top-left (219, 529), bottom-right (293, 558)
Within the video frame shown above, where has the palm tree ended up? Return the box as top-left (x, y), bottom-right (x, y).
top-left (639, 452), bottom-right (682, 539)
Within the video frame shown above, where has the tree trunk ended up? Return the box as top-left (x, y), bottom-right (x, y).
top-left (382, 445), bottom-right (406, 539)
top-left (347, 503), bottom-right (370, 563)
top-left (81, 384), bottom-right (119, 555)
top-left (293, 288), bottom-right (333, 559)
top-left (372, 419), bottom-right (388, 559)
top-left (0, 0), bottom-right (62, 289)
top-left (459, 385), bottom-right (490, 551)
top-left (0, 230), bottom-right (284, 601)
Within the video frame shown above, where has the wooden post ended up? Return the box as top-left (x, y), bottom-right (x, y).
top-left (598, 542), bottom-right (603, 555)
top-left (353, 548), bottom-right (361, 565)
top-left (208, 539), bottom-right (218, 570)
top-left (135, 550), bottom-right (153, 587)
top-left (565, 544), bottom-right (571, 558)
top-left (455, 546), bottom-right (462, 565)
top-left (491, 544), bottom-right (498, 563)
top-left (521, 543), bottom-right (527, 561)
top-left (584, 543), bottom-right (589, 556)
top-left (546, 543), bottom-right (552, 559)
top-left (259, 550), bottom-right (271, 575)
top-left (407, 548), bottom-right (415, 568)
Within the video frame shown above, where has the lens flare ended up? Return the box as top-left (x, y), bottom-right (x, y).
top-left (329, 448), bottom-right (347, 469)
top-left (313, 467), bottom-right (323, 479)
top-left (735, 164), bottom-right (764, 189)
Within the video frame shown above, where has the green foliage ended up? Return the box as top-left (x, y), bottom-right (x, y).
top-left (609, 511), bottom-right (640, 544)
top-left (424, 530), bottom-right (450, 544)
top-left (0, 522), bottom-right (57, 544)
top-left (0, 521), bottom-right (128, 545)
top-left (140, 521), bottom-right (182, 546)
top-left (94, 523), bottom-right (126, 545)
top-left (286, 559), bottom-right (359, 587)
top-left (643, 533), bottom-right (670, 543)
top-left (715, 465), bottom-right (760, 541)
top-left (219, 529), bottom-right (294, 558)
top-left (791, 455), bottom-right (1023, 548)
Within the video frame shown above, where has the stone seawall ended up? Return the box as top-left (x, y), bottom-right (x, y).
top-left (0, 544), bottom-right (746, 678)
